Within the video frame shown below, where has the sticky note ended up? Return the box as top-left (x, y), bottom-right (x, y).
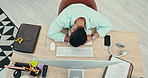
top-left (37, 63), bottom-right (44, 69)
top-left (30, 60), bottom-right (38, 67)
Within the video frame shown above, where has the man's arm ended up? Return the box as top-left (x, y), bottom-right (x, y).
top-left (48, 9), bottom-right (71, 42)
top-left (86, 14), bottom-right (112, 43)
top-left (48, 19), bottom-right (67, 42)
top-left (96, 14), bottom-right (112, 37)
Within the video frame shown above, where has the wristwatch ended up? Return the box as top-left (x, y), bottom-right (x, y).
top-left (92, 35), bottom-right (97, 40)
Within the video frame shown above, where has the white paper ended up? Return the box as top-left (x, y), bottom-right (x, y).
top-left (104, 57), bottom-right (130, 78)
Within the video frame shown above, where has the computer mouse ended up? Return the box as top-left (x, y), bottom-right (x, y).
top-left (50, 42), bottom-right (56, 52)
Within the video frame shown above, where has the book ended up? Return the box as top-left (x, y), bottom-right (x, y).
top-left (103, 56), bottom-right (133, 78)
top-left (13, 23), bottom-right (41, 53)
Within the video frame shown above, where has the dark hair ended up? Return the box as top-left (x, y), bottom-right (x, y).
top-left (69, 27), bottom-right (87, 47)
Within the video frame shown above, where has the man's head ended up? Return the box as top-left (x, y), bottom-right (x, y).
top-left (69, 27), bottom-right (87, 47)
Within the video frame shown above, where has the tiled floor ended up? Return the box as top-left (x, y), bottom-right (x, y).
top-left (0, 0), bottom-right (148, 77)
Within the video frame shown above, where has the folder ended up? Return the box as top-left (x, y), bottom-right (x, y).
top-left (13, 24), bottom-right (41, 53)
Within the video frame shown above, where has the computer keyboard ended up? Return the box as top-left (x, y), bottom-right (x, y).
top-left (56, 47), bottom-right (93, 57)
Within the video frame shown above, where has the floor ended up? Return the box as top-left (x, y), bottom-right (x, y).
top-left (0, 0), bottom-right (148, 77)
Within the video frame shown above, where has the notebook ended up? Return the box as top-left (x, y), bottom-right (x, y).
top-left (13, 24), bottom-right (41, 53)
top-left (103, 56), bottom-right (133, 78)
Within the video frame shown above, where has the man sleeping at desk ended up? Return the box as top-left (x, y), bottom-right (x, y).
top-left (48, 0), bottom-right (112, 47)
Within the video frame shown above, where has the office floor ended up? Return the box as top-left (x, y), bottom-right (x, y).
top-left (0, 0), bottom-right (148, 77)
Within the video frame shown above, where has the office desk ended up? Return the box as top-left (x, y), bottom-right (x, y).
top-left (6, 26), bottom-right (144, 78)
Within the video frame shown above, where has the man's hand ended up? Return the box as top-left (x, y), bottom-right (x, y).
top-left (86, 35), bottom-right (92, 43)
top-left (92, 32), bottom-right (99, 38)
top-left (64, 34), bottom-right (70, 42)
top-left (86, 32), bottom-right (99, 43)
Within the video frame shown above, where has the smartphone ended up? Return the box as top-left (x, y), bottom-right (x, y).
top-left (104, 35), bottom-right (110, 46)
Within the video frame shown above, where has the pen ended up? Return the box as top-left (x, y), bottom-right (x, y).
top-left (4, 65), bottom-right (39, 73)
top-left (4, 65), bottom-right (25, 70)
top-left (42, 65), bottom-right (48, 78)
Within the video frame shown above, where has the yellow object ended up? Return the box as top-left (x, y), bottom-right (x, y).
top-left (24, 65), bottom-right (39, 73)
top-left (30, 60), bottom-right (38, 67)
top-left (14, 37), bottom-right (24, 43)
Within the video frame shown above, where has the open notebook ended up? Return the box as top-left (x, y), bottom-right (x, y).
top-left (103, 56), bottom-right (133, 78)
